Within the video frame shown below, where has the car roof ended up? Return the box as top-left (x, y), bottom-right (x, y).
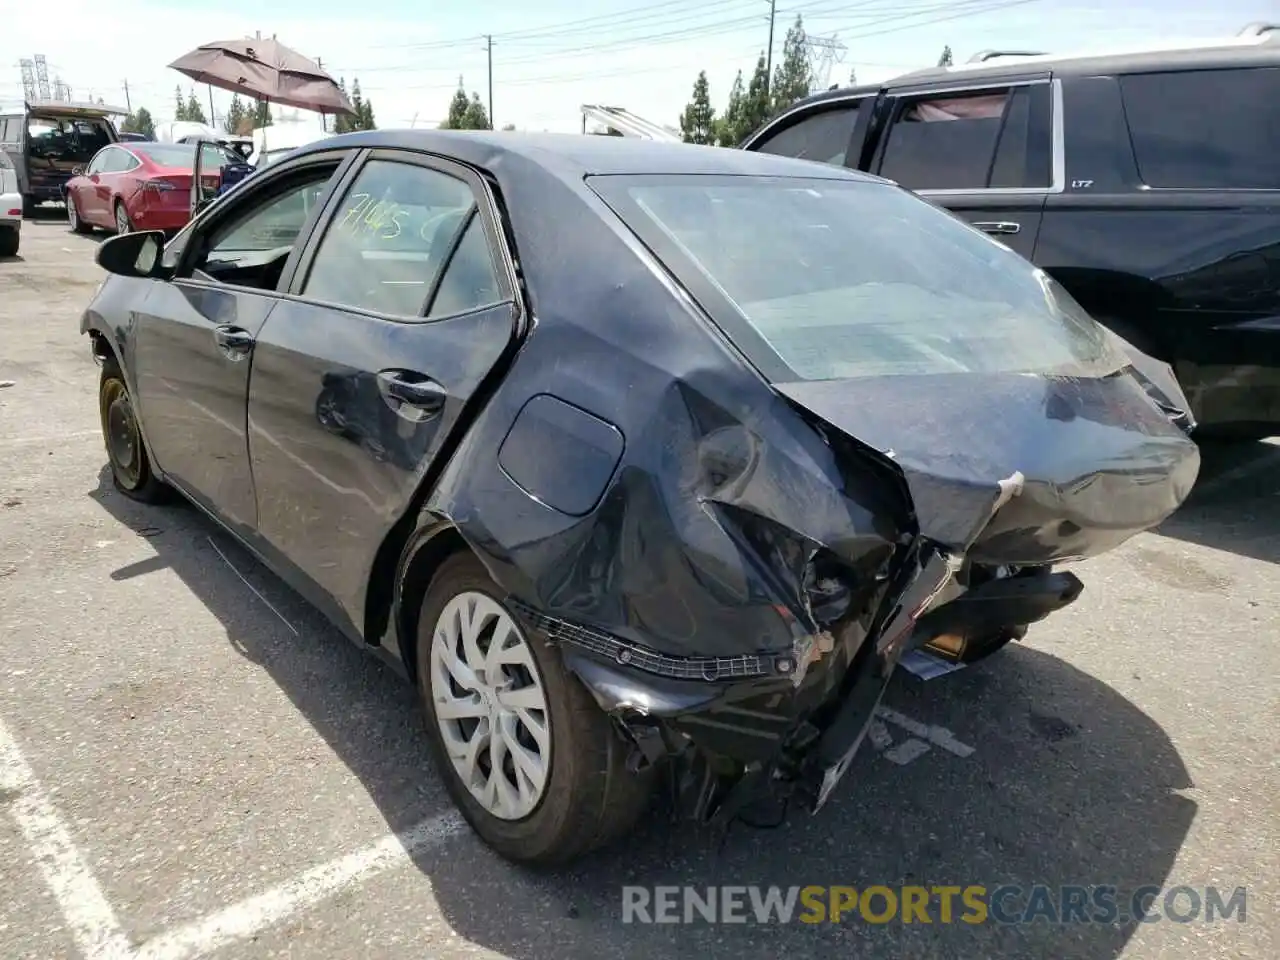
top-left (779, 28), bottom-right (1280, 111)
top-left (292, 129), bottom-right (883, 182)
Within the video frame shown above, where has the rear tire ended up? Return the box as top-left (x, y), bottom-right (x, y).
top-left (0, 225), bottom-right (17, 258)
top-left (416, 552), bottom-right (653, 866)
top-left (98, 358), bottom-right (169, 503)
top-left (67, 193), bottom-right (92, 234)
top-left (113, 201), bottom-right (133, 235)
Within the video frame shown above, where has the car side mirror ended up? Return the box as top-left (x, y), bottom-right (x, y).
top-left (96, 230), bottom-right (172, 280)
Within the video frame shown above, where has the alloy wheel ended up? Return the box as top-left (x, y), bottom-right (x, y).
top-left (67, 196), bottom-right (78, 230)
top-left (428, 591), bottom-right (551, 821)
top-left (115, 204), bottom-right (130, 234)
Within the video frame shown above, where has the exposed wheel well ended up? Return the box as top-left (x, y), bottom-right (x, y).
top-left (88, 329), bottom-right (116, 364)
top-left (374, 524), bottom-right (471, 683)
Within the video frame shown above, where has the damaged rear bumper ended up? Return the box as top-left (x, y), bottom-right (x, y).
top-left (510, 548), bottom-right (1083, 821)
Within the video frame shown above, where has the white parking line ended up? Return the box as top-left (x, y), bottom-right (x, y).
top-left (3, 711), bottom-right (467, 960)
top-left (134, 812), bottom-right (465, 960)
top-left (0, 716), bottom-right (133, 960)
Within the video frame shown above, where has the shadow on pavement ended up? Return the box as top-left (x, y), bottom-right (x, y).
top-left (1155, 438), bottom-right (1280, 564)
top-left (92, 467), bottom-right (1195, 960)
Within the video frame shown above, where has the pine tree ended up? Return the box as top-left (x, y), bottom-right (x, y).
top-left (224, 95), bottom-right (246, 135)
top-left (715, 70), bottom-right (747, 147)
top-left (332, 79), bottom-right (351, 134)
top-left (742, 54), bottom-right (772, 135)
top-left (937, 45), bottom-right (954, 67)
top-left (463, 93), bottom-right (490, 130)
top-left (185, 90), bottom-right (207, 125)
top-left (679, 71), bottom-right (716, 145)
top-left (121, 107), bottom-right (155, 139)
top-left (359, 97), bottom-right (376, 130)
top-left (350, 80), bottom-right (366, 130)
top-left (443, 79), bottom-right (470, 129)
top-left (770, 16), bottom-right (812, 116)
top-left (174, 86), bottom-right (188, 122)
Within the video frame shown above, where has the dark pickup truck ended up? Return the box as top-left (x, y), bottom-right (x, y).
top-left (743, 24), bottom-right (1280, 437)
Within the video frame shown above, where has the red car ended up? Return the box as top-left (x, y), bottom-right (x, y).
top-left (64, 142), bottom-right (230, 235)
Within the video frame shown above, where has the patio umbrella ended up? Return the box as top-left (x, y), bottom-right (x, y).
top-left (168, 37), bottom-right (356, 117)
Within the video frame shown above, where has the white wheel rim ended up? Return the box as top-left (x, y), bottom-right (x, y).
top-left (116, 207), bottom-right (128, 233)
top-left (67, 198), bottom-right (76, 227)
top-left (429, 591), bottom-right (551, 821)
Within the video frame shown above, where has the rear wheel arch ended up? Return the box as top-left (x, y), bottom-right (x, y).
top-left (367, 519), bottom-right (471, 681)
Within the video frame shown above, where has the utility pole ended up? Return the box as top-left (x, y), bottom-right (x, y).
top-left (122, 79), bottom-right (131, 114)
top-left (484, 34), bottom-right (494, 129)
top-left (317, 57), bottom-right (327, 132)
top-left (765, 0), bottom-right (777, 97)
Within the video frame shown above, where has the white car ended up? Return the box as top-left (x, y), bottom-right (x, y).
top-left (0, 148), bottom-right (20, 257)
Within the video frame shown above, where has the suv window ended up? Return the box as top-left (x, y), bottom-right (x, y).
top-left (1120, 67), bottom-right (1280, 189)
top-left (301, 159), bottom-right (476, 317)
top-left (879, 85), bottom-right (1050, 190)
top-left (752, 102), bottom-right (863, 167)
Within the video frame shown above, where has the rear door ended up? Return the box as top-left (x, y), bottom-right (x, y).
top-left (79, 147), bottom-right (113, 223)
top-left (869, 79), bottom-right (1057, 260)
top-left (246, 149), bottom-right (521, 628)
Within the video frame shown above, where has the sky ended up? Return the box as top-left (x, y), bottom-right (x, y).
top-left (1, 0), bottom-right (1275, 134)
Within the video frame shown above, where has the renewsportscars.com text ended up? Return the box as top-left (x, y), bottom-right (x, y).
top-left (621, 884), bottom-right (1248, 925)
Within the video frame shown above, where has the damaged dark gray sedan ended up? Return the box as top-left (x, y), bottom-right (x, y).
top-left (80, 131), bottom-right (1199, 865)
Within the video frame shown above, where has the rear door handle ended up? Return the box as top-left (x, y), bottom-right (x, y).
top-left (376, 370), bottom-right (447, 419)
top-left (213, 324), bottom-right (255, 360)
top-left (973, 221), bottom-right (1021, 235)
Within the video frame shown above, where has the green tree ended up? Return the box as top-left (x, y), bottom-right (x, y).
top-left (121, 107), bottom-right (155, 139)
top-left (332, 79), bottom-right (352, 133)
top-left (714, 70), bottom-right (747, 146)
top-left (253, 98), bottom-right (273, 128)
top-left (173, 85), bottom-right (188, 122)
top-left (185, 89), bottom-right (207, 125)
top-left (462, 93), bottom-right (490, 130)
top-left (742, 54), bottom-right (772, 135)
top-left (224, 95), bottom-right (246, 135)
top-left (349, 79), bottom-right (366, 130)
top-left (770, 15), bottom-right (812, 115)
top-left (937, 45), bottom-right (954, 67)
top-left (443, 79), bottom-right (470, 129)
top-left (679, 70), bottom-right (716, 145)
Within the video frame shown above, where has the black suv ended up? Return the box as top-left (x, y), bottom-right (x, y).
top-left (743, 24), bottom-right (1280, 437)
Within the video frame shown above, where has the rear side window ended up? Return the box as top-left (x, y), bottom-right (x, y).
top-left (879, 85), bottom-right (1051, 190)
top-left (751, 103), bottom-right (863, 167)
top-left (301, 159), bottom-right (478, 317)
top-left (590, 174), bottom-right (1126, 382)
top-left (1120, 68), bottom-right (1280, 189)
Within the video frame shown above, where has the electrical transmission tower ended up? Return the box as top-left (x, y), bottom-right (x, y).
top-left (19, 59), bottom-right (36, 101)
top-left (33, 55), bottom-right (52, 100)
top-left (804, 34), bottom-right (847, 90)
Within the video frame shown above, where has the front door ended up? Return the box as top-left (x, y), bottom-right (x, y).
top-left (130, 157), bottom-right (349, 533)
top-left (246, 151), bottom-right (520, 628)
top-left (871, 80), bottom-right (1057, 261)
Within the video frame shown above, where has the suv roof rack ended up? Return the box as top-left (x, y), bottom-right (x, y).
top-left (966, 49), bottom-right (1048, 64)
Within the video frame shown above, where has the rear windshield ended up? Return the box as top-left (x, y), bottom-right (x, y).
top-left (135, 142), bottom-right (237, 168)
top-left (588, 174), bottom-right (1127, 382)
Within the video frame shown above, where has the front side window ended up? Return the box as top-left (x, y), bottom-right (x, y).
top-left (879, 85), bottom-right (1050, 190)
top-left (590, 174), bottom-right (1127, 382)
top-left (1120, 67), bottom-right (1280, 189)
top-left (301, 159), bottom-right (477, 317)
top-left (187, 168), bottom-right (337, 291)
top-left (751, 103), bottom-right (863, 167)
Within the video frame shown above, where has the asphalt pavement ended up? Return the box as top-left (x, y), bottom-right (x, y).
top-left (1, 212), bottom-right (1276, 960)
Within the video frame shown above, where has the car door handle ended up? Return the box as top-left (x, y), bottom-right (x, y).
top-left (213, 325), bottom-right (255, 360)
top-left (974, 221), bottom-right (1021, 235)
top-left (376, 370), bottom-right (447, 418)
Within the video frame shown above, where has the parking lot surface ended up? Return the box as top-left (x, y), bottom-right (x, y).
top-left (2, 214), bottom-right (1277, 960)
